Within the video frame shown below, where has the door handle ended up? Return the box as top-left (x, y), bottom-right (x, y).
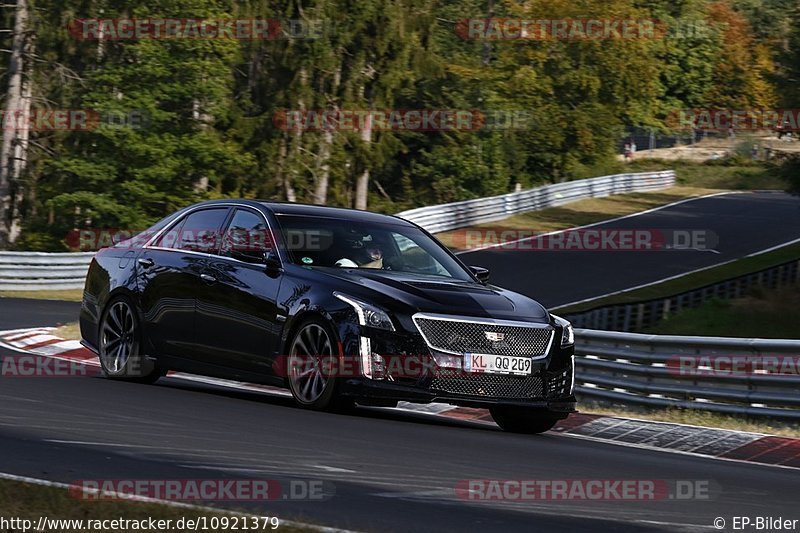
top-left (137, 258), bottom-right (154, 268)
top-left (200, 273), bottom-right (217, 283)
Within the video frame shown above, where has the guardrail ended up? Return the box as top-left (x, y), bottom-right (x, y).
top-left (396, 170), bottom-right (676, 233)
top-left (575, 329), bottom-right (800, 420)
top-left (565, 258), bottom-right (800, 331)
top-left (1, 170), bottom-right (676, 291)
top-left (0, 252), bottom-right (95, 291)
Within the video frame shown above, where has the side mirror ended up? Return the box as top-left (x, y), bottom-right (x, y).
top-left (230, 249), bottom-right (282, 273)
top-left (264, 250), bottom-right (282, 272)
top-left (469, 265), bottom-right (490, 283)
top-left (231, 249), bottom-right (268, 264)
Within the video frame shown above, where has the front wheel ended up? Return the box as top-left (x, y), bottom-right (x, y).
top-left (98, 296), bottom-right (164, 384)
top-left (287, 319), bottom-right (353, 411)
top-left (489, 406), bottom-right (561, 434)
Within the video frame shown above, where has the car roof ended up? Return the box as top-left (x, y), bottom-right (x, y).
top-left (187, 199), bottom-right (413, 226)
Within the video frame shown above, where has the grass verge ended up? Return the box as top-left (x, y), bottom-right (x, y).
top-left (436, 186), bottom-right (718, 250)
top-left (642, 284), bottom-right (800, 338)
top-left (556, 243), bottom-right (800, 313)
top-left (0, 289), bottom-right (83, 302)
top-left (54, 321), bottom-right (81, 340)
top-left (581, 402), bottom-right (800, 438)
top-left (626, 159), bottom-right (787, 190)
top-left (0, 479), bottom-right (317, 532)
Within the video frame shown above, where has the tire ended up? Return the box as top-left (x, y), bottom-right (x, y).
top-left (489, 406), bottom-right (560, 434)
top-left (286, 318), bottom-right (354, 411)
top-left (98, 296), bottom-right (164, 384)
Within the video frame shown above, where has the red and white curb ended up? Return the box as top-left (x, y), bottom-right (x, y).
top-left (3, 327), bottom-right (800, 470)
top-left (0, 327), bottom-right (291, 397)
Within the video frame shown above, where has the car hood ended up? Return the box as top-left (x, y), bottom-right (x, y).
top-left (311, 267), bottom-right (550, 323)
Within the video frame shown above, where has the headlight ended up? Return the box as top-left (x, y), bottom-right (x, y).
top-left (334, 293), bottom-right (395, 331)
top-left (552, 314), bottom-right (574, 347)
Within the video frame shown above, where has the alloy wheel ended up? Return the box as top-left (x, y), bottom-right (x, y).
top-left (100, 300), bottom-right (137, 375)
top-left (289, 323), bottom-right (335, 404)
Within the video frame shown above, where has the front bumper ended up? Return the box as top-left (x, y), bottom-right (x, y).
top-left (335, 312), bottom-right (576, 415)
top-left (340, 377), bottom-right (576, 414)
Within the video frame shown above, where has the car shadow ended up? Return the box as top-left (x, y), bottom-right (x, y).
top-left (154, 375), bottom-right (501, 432)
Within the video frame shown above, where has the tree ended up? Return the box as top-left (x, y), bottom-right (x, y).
top-left (38, 0), bottom-right (254, 239)
top-left (0, 0), bottom-right (32, 246)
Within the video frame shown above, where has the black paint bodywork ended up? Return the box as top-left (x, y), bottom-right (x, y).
top-left (80, 200), bottom-right (576, 414)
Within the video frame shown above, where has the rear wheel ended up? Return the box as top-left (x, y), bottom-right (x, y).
top-left (98, 297), bottom-right (164, 384)
top-left (287, 319), bottom-right (353, 411)
top-left (489, 406), bottom-right (560, 434)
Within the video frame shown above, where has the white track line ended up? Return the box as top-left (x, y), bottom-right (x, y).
top-left (455, 191), bottom-right (737, 255)
top-left (3, 328), bottom-right (797, 473)
top-left (449, 190), bottom-right (799, 311)
top-left (551, 235), bottom-right (800, 311)
top-left (0, 471), bottom-right (359, 533)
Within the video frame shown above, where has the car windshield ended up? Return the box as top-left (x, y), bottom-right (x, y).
top-left (276, 214), bottom-right (472, 281)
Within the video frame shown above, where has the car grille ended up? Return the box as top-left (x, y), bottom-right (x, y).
top-left (429, 364), bottom-right (573, 400)
top-left (430, 373), bottom-right (545, 399)
top-left (413, 315), bottom-right (553, 357)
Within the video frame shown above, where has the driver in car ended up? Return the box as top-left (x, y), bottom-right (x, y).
top-left (335, 237), bottom-right (384, 269)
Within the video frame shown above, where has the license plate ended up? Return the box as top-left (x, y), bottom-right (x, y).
top-left (464, 353), bottom-right (532, 376)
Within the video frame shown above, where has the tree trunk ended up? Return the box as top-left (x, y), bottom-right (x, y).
top-left (0, 0), bottom-right (30, 246)
top-left (280, 134), bottom-right (296, 202)
top-left (288, 67), bottom-right (308, 203)
top-left (313, 60), bottom-right (342, 205)
top-left (314, 129), bottom-right (333, 205)
top-left (8, 29), bottom-right (33, 242)
top-left (354, 113), bottom-right (372, 211)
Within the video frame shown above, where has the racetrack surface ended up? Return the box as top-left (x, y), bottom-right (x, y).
top-left (2, 191), bottom-right (800, 532)
top-left (459, 191), bottom-right (800, 308)
top-left (1, 301), bottom-right (800, 532)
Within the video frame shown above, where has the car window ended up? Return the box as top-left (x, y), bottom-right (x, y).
top-left (276, 214), bottom-right (472, 280)
top-left (391, 233), bottom-right (449, 276)
top-left (220, 209), bottom-right (272, 258)
top-left (156, 208), bottom-right (229, 253)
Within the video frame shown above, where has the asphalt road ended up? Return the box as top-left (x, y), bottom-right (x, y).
top-left (459, 191), bottom-right (800, 308)
top-left (1, 302), bottom-right (799, 532)
top-left (2, 191), bottom-right (800, 532)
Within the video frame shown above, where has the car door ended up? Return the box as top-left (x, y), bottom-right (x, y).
top-left (193, 207), bottom-right (284, 375)
top-left (137, 207), bottom-right (231, 360)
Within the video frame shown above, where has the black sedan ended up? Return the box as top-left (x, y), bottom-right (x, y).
top-left (79, 200), bottom-right (576, 433)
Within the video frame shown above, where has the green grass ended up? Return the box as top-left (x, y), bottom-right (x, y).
top-left (582, 402), bottom-right (800, 438)
top-left (627, 159), bottom-right (787, 190)
top-left (436, 186), bottom-right (718, 250)
top-left (556, 243), bottom-right (800, 313)
top-left (643, 284), bottom-right (800, 339)
top-left (0, 479), bottom-right (318, 532)
top-left (54, 321), bottom-right (81, 340)
top-left (0, 289), bottom-right (84, 302)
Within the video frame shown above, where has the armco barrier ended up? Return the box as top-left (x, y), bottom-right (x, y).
top-left (564, 258), bottom-right (800, 332)
top-left (396, 170), bottom-right (676, 233)
top-left (575, 329), bottom-right (800, 420)
top-left (0, 251), bottom-right (95, 291)
top-left (0, 170), bottom-right (675, 290)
